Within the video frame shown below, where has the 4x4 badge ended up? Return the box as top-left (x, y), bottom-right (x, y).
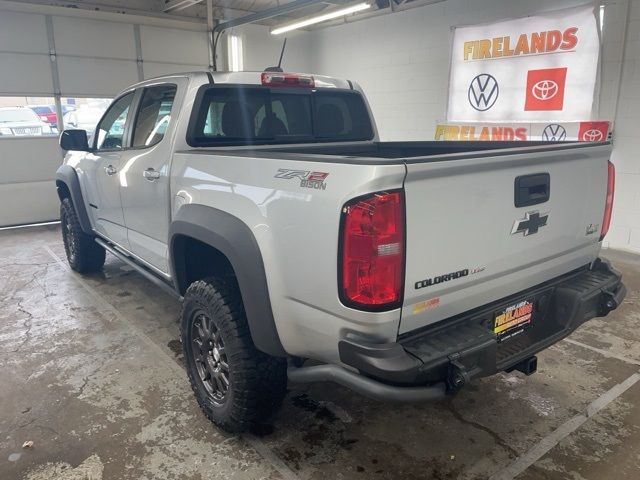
top-left (511, 211), bottom-right (549, 236)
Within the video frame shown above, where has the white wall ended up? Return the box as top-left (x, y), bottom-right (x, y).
top-left (230, 24), bottom-right (312, 72)
top-left (243, 0), bottom-right (640, 253)
top-left (606, 1), bottom-right (640, 253)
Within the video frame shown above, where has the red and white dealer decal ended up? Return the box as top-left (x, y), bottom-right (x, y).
top-left (577, 121), bottom-right (609, 142)
top-left (525, 67), bottom-right (568, 111)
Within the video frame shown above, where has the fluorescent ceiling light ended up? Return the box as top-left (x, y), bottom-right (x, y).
top-left (271, 2), bottom-right (372, 35)
top-left (228, 34), bottom-right (243, 72)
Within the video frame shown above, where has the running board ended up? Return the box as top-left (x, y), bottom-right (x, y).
top-left (94, 238), bottom-right (179, 298)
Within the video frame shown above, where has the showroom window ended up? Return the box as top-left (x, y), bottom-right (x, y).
top-left (131, 85), bottom-right (177, 148)
top-left (0, 96), bottom-right (57, 137)
top-left (95, 93), bottom-right (134, 150)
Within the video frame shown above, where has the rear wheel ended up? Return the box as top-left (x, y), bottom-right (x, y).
top-left (181, 277), bottom-right (287, 432)
top-left (60, 197), bottom-right (105, 273)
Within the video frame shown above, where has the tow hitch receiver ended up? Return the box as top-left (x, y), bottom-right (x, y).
top-left (507, 356), bottom-right (538, 376)
top-left (446, 360), bottom-right (471, 393)
top-left (600, 289), bottom-right (619, 315)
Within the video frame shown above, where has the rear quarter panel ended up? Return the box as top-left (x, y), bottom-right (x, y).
top-left (170, 152), bottom-right (406, 363)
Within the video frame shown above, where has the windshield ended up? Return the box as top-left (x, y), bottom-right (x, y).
top-left (0, 109), bottom-right (39, 123)
top-left (188, 86), bottom-right (374, 146)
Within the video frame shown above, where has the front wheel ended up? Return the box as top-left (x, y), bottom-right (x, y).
top-left (181, 277), bottom-right (287, 432)
top-left (60, 197), bottom-right (105, 273)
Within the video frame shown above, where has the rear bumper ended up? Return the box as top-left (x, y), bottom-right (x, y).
top-left (289, 258), bottom-right (625, 401)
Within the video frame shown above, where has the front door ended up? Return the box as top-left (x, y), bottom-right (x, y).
top-left (119, 81), bottom-right (181, 274)
top-left (86, 91), bottom-right (135, 248)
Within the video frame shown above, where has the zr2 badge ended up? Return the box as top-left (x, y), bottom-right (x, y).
top-left (275, 169), bottom-right (329, 190)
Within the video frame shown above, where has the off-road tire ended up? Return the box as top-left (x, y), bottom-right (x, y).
top-left (181, 277), bottom-right (287, 433)
top-left (60, 197), bottom-right (105, 273)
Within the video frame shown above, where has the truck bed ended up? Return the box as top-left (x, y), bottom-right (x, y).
top-left (186, 141), bottom-right (607, 164)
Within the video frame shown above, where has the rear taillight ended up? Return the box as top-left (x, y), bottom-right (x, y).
top-left (261, 72), bottom-right (314, 88)
top-left (339, 190), bottom-right (405, 310)
top-left (600, 160), bottom-right (615, 240)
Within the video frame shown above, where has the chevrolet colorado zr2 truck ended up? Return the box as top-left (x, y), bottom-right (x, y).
top-left (56, 71), bottom-right (626, 432)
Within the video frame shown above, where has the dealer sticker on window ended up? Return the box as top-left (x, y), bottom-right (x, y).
top-left (493, 299), bottom-right (534, 342)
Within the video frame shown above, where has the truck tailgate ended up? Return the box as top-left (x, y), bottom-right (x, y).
top-left (400, 143), bottom-right (611, 335)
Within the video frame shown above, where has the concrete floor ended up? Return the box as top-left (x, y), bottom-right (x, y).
top-left (1, 225), bottom-right (639, 480)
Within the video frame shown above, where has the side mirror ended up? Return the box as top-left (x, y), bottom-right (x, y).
top-left (60, 129), bottom-right (89, 151)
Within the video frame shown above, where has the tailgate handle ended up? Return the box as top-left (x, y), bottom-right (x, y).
top-left (515, 173), bottom-right (550, 207)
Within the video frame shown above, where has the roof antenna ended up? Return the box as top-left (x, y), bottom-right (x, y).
top-left (264, 38), bottom-right (287, 72)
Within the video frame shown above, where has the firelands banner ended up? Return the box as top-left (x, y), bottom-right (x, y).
top-left (447, 5), bottom-right (600, 123)
top-left (434, 121), bottom-right (610, 142)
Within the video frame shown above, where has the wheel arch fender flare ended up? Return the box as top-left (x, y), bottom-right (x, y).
top-left (169, 204), bottom-right (287, 357)
top-left (55, 164), bottom-right (92, 235)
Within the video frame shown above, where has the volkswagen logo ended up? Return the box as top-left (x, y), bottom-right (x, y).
top-left (468, 74), bottom-right (499, 111)
top-left (582, 129), bottom-right (604, 141)
top-left (542, 124), bottom-right (566, 141)
top-left (532, 80), bottom-right (559, 100)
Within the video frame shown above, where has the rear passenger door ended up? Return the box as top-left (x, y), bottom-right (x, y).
top-left (119, 80), bottom-right (182, 275)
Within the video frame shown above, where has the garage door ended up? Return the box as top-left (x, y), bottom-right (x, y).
top-left (0, 8), bottom-right (209, 227)
top-left (0, 12), bottom-right (60, 227)
top-left (0, 137), bottom-right (63, 227)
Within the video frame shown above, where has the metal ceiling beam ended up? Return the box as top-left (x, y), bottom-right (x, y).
top-left (212, 0), bottom-right (326, 34)
top-left (163, 0), bottom-right (204, 12)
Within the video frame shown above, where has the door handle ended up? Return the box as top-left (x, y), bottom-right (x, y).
top-left (143, 168), bottom-right (161, 181)
top-left (104, 164), bottom-right (117, 176)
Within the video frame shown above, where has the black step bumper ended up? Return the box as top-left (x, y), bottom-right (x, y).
top-left (325, 258), bottom-right (626, 400)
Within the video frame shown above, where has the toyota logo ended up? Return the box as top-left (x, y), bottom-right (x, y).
top-left (582, 129), bottom-right (604, 141)
top-left (532, 80), bottom-right (559, 100)
top-left (468, 74), bottom-right (499, 111)
top-left (542, 124), bottom-right (566, 141)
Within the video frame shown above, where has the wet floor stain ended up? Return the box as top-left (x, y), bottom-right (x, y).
top-left (167, 339), bottom-right (182, 357)
top-left (250, 423), bottom-right (276, 437)
top-left (291, 393), bottom-right (338, 423)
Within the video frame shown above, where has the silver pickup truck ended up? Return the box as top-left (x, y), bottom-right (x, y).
top-left (56, 71), bottom-right (625, 432)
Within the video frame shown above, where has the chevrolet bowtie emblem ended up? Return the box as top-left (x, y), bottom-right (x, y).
top-left (511, 211), bottom-right (549, 236)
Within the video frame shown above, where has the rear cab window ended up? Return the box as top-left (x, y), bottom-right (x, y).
top-left (187, 85), bottom-right (373, 146)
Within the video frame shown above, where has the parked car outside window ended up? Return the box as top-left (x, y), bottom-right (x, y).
top-left (61, 104), bottom-right (76, 115)
top-left (0, 107), bottom-right (52, 137)
top-left (63, 107), bottom-right (107, 143)
top-left (28, 105), bottom-right (57, 127)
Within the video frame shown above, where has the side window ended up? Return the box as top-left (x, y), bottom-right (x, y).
top-left (132, 85), bottom-right (177, 147)
top-left (95, 93), bottom-right (134, 150)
